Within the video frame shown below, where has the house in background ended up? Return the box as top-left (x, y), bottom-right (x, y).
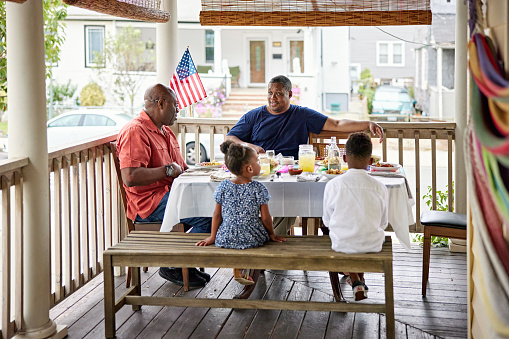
top-left (349, 25), bottom-right (417, 93)
top-left (414, 0), bottom-right (456, 119)
top-left (52, 0), bottom-right (351, 114)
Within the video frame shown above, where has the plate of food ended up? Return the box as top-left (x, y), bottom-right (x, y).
top-left (370, 162), bottom-right (401, 172)
top-left (195, 161), bottom-right (224, 170)
top-left (322, 168), bottom-right (345, 179)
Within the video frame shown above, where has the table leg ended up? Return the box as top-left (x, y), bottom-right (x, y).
top-left (103, 254), bottom-right (116, 338)
top-left (132, 266), bottom-right (141, 311)
top-left (384, 261), bottom-right (395, 339)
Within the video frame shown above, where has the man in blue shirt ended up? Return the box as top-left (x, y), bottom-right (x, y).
top-left (226, 75), bottom-right (384, 158)
top-left (226, 75), bottom-right (384, 235)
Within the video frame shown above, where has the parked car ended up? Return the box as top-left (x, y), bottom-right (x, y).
top-left (47, 109), bottom-right (133, 150)
top-left (184, 133), bottom-right (224, 165)
top-left (370, 86), bottom-right (416, 122)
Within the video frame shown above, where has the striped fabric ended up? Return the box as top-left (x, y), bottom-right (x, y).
top-left (170, 48), bottom-right (207, 110)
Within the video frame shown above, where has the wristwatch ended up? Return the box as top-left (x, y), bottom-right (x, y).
top-left (165, 164), bottom-right (175, 177)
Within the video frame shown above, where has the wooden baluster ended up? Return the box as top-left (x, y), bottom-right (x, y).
top-left (104, 145), bottom-right (112, 250)
top-left (180, 125), bottom-right (186, 163)
top-left (80, 150), bottom-right (90, 284)
top-left (398, 130), bottom-right (404, 166)
top-left (382, 128), bottom-right (387, 162)
top-left (209, 126), bottom-right (215, 161)
top-left (448, 131), bottom-right (453, 211)
top-left (88, 148), bottom-right (98, 277)
top-left (414, 130), bottom-right (421, 232)
top-left (71, 153), bottom-right (81, 291)
top-left (52, 158), bottom-right (63, 303)
top-left (195, 126), bottom-right (201, 164)
top-left (2, 174), bottom-right (12, 337)
top-left (431, 131), bottom-right (437, 210)
top-left (96, 146), bottom-right (105, 272)
top-left (61, 155), bottom-right (72, 297)
top-left (14, 171), bottom-right (23, 332)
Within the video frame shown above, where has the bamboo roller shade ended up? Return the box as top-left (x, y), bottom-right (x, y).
top-left (200, 0), bottom-right (432, 26)
top-left (62, 0), bottom-right (170, 23)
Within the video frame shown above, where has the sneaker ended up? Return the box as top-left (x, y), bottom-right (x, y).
top-left (352, 280), bottom-right (368, 301)
top-left (159, 267), bottom-right (206, 288)
top-left (189, 268), bottom-right (211, 282)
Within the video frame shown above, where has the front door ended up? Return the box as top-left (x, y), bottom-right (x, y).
top-left (249, 40), bottom-right (266, 84)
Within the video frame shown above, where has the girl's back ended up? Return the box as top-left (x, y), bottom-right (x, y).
top-left (214, 179), bottom-right (270, 249)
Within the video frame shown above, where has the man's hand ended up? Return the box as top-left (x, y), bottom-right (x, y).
top-left (251, 144), bottom-right (265, 154)
top-left (169, 162), bottom-right (182, 177)
top-left (195, 236), bottom-right (215, 246)
top-left (269, 234), bottom-right (286, 242)
top-left (369, 121), bottom-right (384, 143)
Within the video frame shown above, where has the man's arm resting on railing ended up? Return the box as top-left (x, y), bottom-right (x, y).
top-left (225, 135), bottom-right (265, 154)
top-left (121, 162), bottom-right (181, 187)
top-left (322, 118), bottom-right (384, 143)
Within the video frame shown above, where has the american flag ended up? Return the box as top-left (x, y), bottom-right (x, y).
top-left (169, 48), bottom-right (207, 110)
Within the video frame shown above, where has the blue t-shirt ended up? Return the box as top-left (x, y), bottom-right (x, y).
top-left (227, 105), bottom-right (328, 158)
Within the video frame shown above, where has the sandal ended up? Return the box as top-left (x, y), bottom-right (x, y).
top-left (352, 280), bottom-right (368, 301)
top-left (234, 269), bottom-right (254, 286)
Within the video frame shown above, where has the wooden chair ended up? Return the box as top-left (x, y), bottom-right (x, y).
top-left (109, 142), bottom-right (186, 288)
top-left (420, 210), bottom-right (467, 297)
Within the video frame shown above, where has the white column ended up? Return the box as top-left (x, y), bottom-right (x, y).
top-left (454, 0), bottom-right (468, 214)
top-left (303, 27), bottom-right (314, 74)
top-left (213, 28), bottom-right (222, 74)
top-left (6, 1), bottom-right (66, 338)
top-left (437, 47), bottom-right (443, 119)
top-left (157, 0), bottom-right (179, 85)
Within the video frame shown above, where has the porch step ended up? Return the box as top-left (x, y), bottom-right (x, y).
top-left (221, 87), bottom-right (267, 119)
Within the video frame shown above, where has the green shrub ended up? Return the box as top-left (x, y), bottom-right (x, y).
top-left (413, 183), bottom-right (454, 247)
top-left (79, 82), bottom-right (105, 106)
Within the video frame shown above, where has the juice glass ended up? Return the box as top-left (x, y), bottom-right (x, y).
top-left (259, 155), bottom-right (271, 175)
top-left (299, 154), bottom-right (315, 172)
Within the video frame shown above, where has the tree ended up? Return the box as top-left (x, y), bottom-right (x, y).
top-left (0, 1), bottom-right (67, 112)
top-left (94, 26), bottom-right (154, 115)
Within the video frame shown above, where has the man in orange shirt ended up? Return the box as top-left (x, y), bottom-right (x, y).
top-left (117, 84), bottom-right (211, 288)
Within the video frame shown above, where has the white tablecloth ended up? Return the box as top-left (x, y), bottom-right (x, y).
top-left (161, 173), bottom-right (414, 250)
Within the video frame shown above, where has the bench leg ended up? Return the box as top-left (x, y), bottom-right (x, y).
top-left (104, 255), bottom-right (116, 338)
top-left (328, 272), bottom-right (345, 302)
top-left (132, 267), bottom-right (141, 311)
top-left (422, 226), bottom-right (431, 297)
top-left (302, 218), bottom-right (308, 236)
top-left (384, 261), bottom-right (395, 339)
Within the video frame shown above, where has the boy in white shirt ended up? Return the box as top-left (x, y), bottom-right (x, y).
top-left (322, 132), bottom-right (389, 301)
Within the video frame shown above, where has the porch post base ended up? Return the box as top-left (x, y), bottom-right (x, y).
top-left (13, 322), bottom-right (67, 339)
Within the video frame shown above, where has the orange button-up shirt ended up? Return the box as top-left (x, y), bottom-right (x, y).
top-left (117, 110), bottom-right (186, 220)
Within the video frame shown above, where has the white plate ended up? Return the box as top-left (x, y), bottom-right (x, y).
top-left (370, 163), bottom-right (401, 172)
top-left (194, 163), bottom-right (223, 170)
top-left (322, 173), bottom-right (344, 179)
top-left (253, 170), bottom-right (267, 179)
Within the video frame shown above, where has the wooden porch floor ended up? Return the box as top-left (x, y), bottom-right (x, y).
top-left (51, 239), bottom-right (467, 339)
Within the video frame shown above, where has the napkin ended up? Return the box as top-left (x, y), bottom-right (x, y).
top-left (210, 170), bottom-right (236, 182)
top-left (368, 171), bottom-right (413, 199)
top-left (296, 174), bottom-right (327, 182)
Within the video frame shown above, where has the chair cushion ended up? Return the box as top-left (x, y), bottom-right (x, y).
top-left (420, 210), bottom-right (467, 229)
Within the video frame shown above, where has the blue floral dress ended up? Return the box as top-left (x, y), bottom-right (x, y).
top-left (214, 179), bottom-right (271, 249)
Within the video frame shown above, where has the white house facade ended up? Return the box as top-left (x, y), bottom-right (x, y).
top-left (52, 0), bottom-right (351, 114)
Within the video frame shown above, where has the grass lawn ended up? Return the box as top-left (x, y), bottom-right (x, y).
top-left (0, 122), bottom-right (6, 136)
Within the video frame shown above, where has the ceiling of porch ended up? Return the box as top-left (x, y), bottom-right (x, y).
top-left (199, 0), bottom-right (432, 26)
top-left (3, 0), bottom-right (432, 26)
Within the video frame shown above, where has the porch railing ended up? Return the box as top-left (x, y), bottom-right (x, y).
top-left (0, 119), bottom-right (456, 337)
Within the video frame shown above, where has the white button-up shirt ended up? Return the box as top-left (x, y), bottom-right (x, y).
top-left (323, 168), bottom-right (389, 254)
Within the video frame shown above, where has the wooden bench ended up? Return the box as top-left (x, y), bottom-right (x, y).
top-left (103, 232), bottom-right (395, 338)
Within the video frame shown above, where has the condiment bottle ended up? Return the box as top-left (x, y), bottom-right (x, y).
top-left (327, 137), bottom-right (341, 171)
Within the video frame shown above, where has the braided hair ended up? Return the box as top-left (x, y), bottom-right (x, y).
top-left (220, 141), bottom-right (255, 175)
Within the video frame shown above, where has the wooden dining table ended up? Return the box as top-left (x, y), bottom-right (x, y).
top-left (160, 169), bottom-right (414, 250)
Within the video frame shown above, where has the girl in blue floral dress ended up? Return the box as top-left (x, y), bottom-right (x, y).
top-left (196, 141), bottom-right (286, 285)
